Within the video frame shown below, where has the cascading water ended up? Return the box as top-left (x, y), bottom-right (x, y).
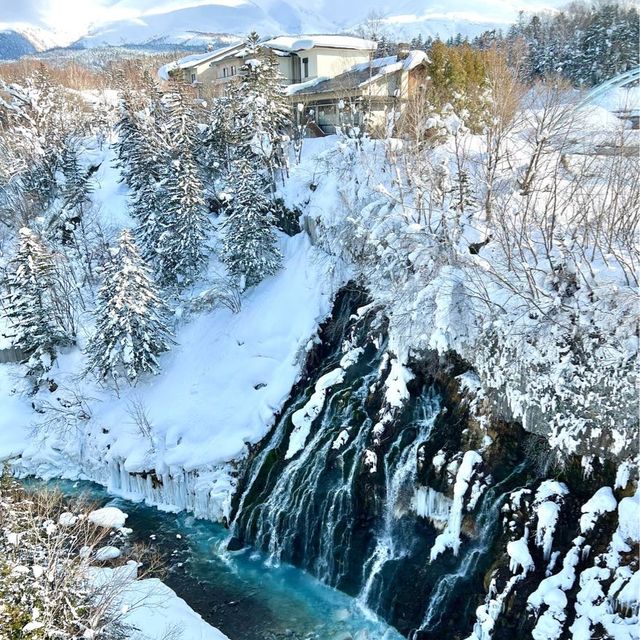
top-left (415, 461), bottom-right (530, 636)
top-left (357, 395), bottom-right (439, 610)
top-left (231, 288), bottom-right (534, 637)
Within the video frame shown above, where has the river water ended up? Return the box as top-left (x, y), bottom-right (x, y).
top-left (35, 478), bottom-right (404, 640)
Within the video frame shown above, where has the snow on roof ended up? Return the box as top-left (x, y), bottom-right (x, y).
top-left (285, 75), bottom-right (328, 96)
top-left (357, 50), bottom-right (428, 88)
top-left (158, 42), bottom-right (243, 79)
top-left (263, 35), bottom-right (377, 53)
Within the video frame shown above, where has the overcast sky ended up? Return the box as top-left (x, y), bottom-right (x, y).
top-left (0, 0), bottom-right (569, 40)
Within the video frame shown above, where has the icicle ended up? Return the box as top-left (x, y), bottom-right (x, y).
top-left (413, 486), bottom-right (452, 525)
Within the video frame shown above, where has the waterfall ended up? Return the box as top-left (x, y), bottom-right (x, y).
top-left (357, 393), bottom-right (440, 609)
top-left (417, 460), bottom-right (531, 635)
top-left (230, 290), bottom-right (536, 638)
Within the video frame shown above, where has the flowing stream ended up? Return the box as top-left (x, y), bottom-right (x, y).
top-left (31, 478), bottom-right (403, 640)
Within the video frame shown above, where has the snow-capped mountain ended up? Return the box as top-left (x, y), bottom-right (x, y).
top-left (1, 0), bottom-right (563, 56)
top-left (0, 24), bottom-right (69, 59)
top-left (0, 31), bottom-right (37, 60)
top-left (74, 1), bottom-right (336, 49)
top-left (75, 0), bottom-right (518, 49)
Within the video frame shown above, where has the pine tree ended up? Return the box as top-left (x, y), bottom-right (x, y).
top-left (3, 228), bottom-right (68, 382)
top-left (220, 160), bottom-right (282, 288)
top-left (86, 229), bottom-right (173, 383)
top-left (201, 94), bottom-right (237, 180)
top-left (153, 89), bottom-right (210, 286)
top-left (48, 142), bottom-right (93, 245)
top-left (114, 89), bottom-right (164, 198)
top-left (230, 32), bottom-right (291, 190)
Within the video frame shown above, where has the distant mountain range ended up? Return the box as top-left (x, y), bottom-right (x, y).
top-left (0, 24), bottom-right (69, 59)
top-left (0, 0), bottom-right (553, 60)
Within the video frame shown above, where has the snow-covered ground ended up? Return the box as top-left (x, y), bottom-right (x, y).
top-left (95, 564), bottom-right (230, 640)
top-left (1, 136), bottom-right (344, 522)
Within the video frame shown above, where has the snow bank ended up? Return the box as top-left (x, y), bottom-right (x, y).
top-left (126, 577), bottom-right (230, 640)
top-left (286, 367), bottom-right (344, 459)
top-left (0, 366), bottom-right (32, 461)
top-left (92, 563), bottom-right (229, 640)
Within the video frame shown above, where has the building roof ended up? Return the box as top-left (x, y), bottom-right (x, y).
top-left (158, 42), bottom-right (243, 79)
top-left (263, 35), bottom-right (377, 53)
top-left (288, 50), bottom-right (428, 97)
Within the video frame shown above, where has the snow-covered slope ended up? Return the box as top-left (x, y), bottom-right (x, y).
top-left (2, 135), bottom-right (343, 520)
top-left (75, 0), bottom-right (335, 48)
top-left (0, 31), bottom-right (37, 60)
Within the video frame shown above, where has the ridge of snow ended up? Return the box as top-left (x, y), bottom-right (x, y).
top-left (264, 35), bottom-right (376, 52)
top-left (285, 367), bottom-right (345, 459)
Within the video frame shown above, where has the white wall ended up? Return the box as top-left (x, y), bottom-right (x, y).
top-left (314, 48), bottom-right (371, 78)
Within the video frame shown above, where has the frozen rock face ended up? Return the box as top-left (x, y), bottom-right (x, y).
top-left (467, 474), bottom-right (639, 640)
top-left (228, 288), bottom-right (522, 637)
top-left (483, 383), bottom-right (638, 462)
top-left (228, 287), bottom-right (639, 639)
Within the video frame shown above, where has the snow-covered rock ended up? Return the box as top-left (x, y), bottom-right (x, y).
top-left (88, 507), bottom-right (128, 529)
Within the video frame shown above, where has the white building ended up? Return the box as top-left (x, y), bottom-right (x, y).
top-left (159, 35), bottom-right (377, 92)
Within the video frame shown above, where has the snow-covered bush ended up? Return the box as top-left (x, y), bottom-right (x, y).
top-left (0, 473), bottom-right (137, 639)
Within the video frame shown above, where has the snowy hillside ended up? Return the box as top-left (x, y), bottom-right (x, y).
top-left (75, 2), bottom-right (331, 49)
top-left (0, 30), bottom-right (37, 60)
top-left (0, 32), bottom-right (637, 640)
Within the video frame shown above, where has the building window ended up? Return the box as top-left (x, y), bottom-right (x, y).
top-left (191, 73), bottom-right (196, 83)
top-left (223, 68), bottom-right (227, 78)
top-left (302, 57), bottom-right (309, 78)
top-left (231, 65), bottom-right (236, 76)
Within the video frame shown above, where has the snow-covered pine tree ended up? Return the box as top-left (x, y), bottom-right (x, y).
top-left (220, 159), bottom-right (282, 288)
top-left (200, 93), bottom-right (237, 182)
top-left (112, 84), bottom-right (168, 267)
top-left (48, 141), bottom-right (94, 245)
top-left (0, 69), bottom-right (68, 218)
top-left (450, 169), bottom-right (476, 213)
top-left (113, 89), bottom-right (141, 180)
top-left (153, 88), bottom-right (210, 286)
top-left (231, 32), bottom-right (291, 190)
top-left (2, 228), bottom-right (68, 383)
top-left (86, 229), bottom-right (173, 383)
top-left (114, 88), bottom-right (164, 199)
